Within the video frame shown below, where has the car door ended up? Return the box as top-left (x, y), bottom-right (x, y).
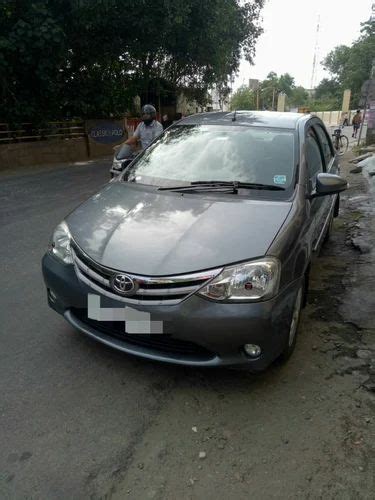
top-left (313, 121), bottom-right (337, 175)
top-left (313, 122), bottom-right (338, 247)
top-left (305, 124), bottom-right (328, 252)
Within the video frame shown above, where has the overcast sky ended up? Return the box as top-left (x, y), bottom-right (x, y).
top-left (234, 0), bottom-right (373, 89)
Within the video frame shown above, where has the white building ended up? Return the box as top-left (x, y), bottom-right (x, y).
top-left (208, 85), bottom-right (230, 112)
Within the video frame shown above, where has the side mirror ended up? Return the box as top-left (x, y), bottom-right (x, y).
top-left (308, 173), bottom-right (347, 199)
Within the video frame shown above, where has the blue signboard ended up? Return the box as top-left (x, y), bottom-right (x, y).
top-left (88, 121), bottom-right (124, 144)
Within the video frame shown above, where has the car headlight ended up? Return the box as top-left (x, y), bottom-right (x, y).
top-left (197, 258), bottom-right (281, 302)
top-left (48, 221), bottom-right (73, 264)
top-left (112, 159), bottom-right (123, 170)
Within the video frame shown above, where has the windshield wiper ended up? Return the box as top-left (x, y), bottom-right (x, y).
top-left (158, 183), bottom-right (236, 193)
top-left (192, 181), bottom-right (285, 191)
top-left (158, 180), bottom-right (285, 192)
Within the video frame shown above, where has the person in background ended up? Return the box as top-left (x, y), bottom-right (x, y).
top-left (352, 110), bottom-right (362, 138)
top-left (161, 113), bottom-right (173, 130)
top-left (125, 104), bottom-right (163, 150)
top-left (173, 112), bottom-right (183, 122)
top-left (341, 112), bottom-right (349, 127)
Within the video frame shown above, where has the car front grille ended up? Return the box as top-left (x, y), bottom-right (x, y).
top-left (71, 241), bottom-right (221, 305)
top-left (71, 308), bottom-right (214, 360)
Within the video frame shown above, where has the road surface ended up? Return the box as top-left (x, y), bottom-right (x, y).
top-left (1, 157), bottom-right (374, 499)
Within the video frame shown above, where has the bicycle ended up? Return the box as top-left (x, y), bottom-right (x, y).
top-left (332, 127), bottom-right (349, 156)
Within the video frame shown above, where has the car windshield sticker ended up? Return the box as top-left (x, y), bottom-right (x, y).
top-left (273, 175), bottom-right (287, 185)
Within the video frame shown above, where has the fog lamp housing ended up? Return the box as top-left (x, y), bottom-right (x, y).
top-left (48, 288), bottom-right (57, 303)
top-left (243, 344), bottom-right (262, 358)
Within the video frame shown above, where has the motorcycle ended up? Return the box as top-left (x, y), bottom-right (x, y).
top-left (110, 143), bottom-right (138, 179)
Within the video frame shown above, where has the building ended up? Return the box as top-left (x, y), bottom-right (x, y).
top-left (248, 79), bottom-right (260, 91)
top-left (208, 85), bottom-right (230, 112)
top-left (305, 88), bottom-right (316, 99)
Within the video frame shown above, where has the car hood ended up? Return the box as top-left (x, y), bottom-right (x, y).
top-left (66, 182), bottom-right (292, 276)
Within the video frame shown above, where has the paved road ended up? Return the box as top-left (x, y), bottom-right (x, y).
top-left (1, 158), bottom-right (374, 499)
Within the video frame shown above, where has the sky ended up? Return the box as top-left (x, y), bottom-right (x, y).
top-left (234, 0), bottom-right (374, 90)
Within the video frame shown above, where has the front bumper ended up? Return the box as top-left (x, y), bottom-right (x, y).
top-left (109, 162), bottom-right (123, 177)
top-left (42, 253), bottom-right (301, 370)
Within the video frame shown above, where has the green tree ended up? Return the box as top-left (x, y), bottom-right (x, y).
top-left (231, 73), bottom-right (306, 111)
top-left (310, 78), bottom-right (342, 109)
top-left (0, 0), bottom-right (265, 122)
top-left (258, 72), bottom-right (295, 109)
top-left (258, 71), bottom-right (278, 109)
top-left (314, 78), bottom-right (341, 99)
top-left (308, 97), bottom-right (341, 112)
top-left (230, 85), bottom-right (256, 110)
top-left (322, 20), bottom-right (375, 106)
top-left (288, 86), bottom-right (308, 108)
top-left (0, 0), bottom-right (67, 122)
top-left (278, 73), bottom-right (295, 96)
top-left (322, 46), bottom-right (351, 83)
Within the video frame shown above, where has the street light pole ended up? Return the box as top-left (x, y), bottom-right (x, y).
top-left (357, 59), bottom-right (375, 147)
top-left (358, 5), bottom-right (375, 145)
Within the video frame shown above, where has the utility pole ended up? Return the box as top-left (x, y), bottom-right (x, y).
top-left (310, 15), bottom-right (320, 89)
top-left (363, 59), bottom-right (375, 146)
top-left (277, 93), bottom-right (286, 112)
top-left (357, 4), bottom-right (375, 145)
top-left (229, 75), bottom-right (234, 110)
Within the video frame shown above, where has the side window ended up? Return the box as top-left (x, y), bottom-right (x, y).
top-left (314, 124), bottom-right (334, 167)
top-left (306, 130), bottom-right (324, 187)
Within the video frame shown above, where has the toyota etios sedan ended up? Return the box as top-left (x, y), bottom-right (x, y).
top-left (42, 111), bottom-right (347, 371)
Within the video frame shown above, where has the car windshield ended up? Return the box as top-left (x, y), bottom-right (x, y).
top-left (123, 124), bottom-right (296, 190)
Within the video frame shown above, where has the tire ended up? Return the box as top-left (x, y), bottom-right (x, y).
top-left (278, 281), bottom-right (304, 364)
top-left (337, 135), bottom-right (349, 156)
top-left (324, 195), bottom-right (340, 244)
top-left (333, 195), bottom-right (340, 218)
top-left (323, 212), bottom-right (334, 244)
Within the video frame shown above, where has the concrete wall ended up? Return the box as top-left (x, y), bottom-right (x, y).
top-left (87, 140), bottom-right (119, 159)
top-left (312, 110), bottom-right (360, 127)
top-left (0, 137), bottom-right (116, 170)
top-left (0, 138), bottom-right (87, 170)
top-left (177, 93), bottom-right (202, 115)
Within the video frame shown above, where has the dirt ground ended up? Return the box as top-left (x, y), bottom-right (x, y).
top-left (1, 154), bottom-right (374, 500)
top-left (107, 152), bottom-right (375, 500)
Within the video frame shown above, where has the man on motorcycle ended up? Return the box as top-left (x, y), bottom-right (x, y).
top-left (125, 104), bottom-right (163, 150)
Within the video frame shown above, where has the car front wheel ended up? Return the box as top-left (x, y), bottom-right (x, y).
top-left (323, 212), bottom-right (334, 244)
top-left (278, 282), bottom-right (304, 363)
top-left (333, 195), bottom-right (340, 218)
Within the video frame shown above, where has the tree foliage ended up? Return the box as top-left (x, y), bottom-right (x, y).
top-left (230, 17), bottom-right (374, 114)
top-left (0, 1), bottom-right (67, 121)
top-left (230, 85), bottom-right (256, 110)
top-left (288, 86), bottom-right (308, 108)
top-left (322, 20), bottom-right (375, 106)
top-left (311, 78), bottom-right (342, 110)
top-left (230, 72), bottom-right (310, 111)
top-left (258, 72), bottom-right (306, 109)
top-left (0, 0), bottom-right (264, 122)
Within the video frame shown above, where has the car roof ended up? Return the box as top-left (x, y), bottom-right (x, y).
top-left (178, 110), bottom-right (312, 130)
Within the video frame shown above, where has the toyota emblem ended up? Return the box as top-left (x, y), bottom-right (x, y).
top-left (111, 273), bottom-right (137, 296)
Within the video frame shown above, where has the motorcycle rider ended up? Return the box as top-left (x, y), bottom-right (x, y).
top-left (125, 104), bottom-right (163, 150)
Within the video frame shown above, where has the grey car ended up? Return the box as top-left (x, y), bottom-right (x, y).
top-left (42, 111), bottom-right (347, 371)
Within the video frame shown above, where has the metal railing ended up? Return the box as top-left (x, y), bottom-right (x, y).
top-left (0, 121), bottom-right (85, 144)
